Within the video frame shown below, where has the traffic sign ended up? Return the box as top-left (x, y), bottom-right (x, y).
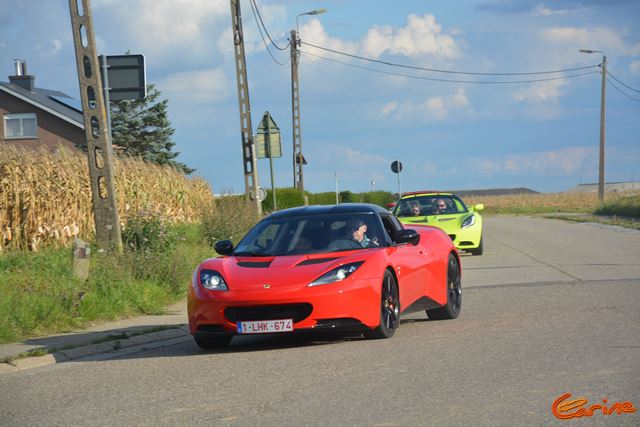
top-left (255, 112), bottom-right (282, 159)
top-left (100, 54), bottom-right (146, 101)
top-left (391, 160), bottom-right (403, 173)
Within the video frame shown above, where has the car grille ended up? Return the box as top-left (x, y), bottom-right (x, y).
top-left (224, 303), bottom-right (313, 323)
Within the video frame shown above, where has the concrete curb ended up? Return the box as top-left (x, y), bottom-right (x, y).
top-left (1, 326), bottom-right (190, 374)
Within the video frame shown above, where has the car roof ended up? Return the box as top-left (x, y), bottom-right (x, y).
top-left (266, 203), bottom-right (389, 219)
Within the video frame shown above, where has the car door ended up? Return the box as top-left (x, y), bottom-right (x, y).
top-left (379, 214), bottom-right (428, 310)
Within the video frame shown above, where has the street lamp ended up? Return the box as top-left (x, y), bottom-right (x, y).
top-left (296, 8), bottom-right (327, 34)
top-left (579, 49), bottom-right (607, 202)
top-left (291, 8), bottom-right (327, 191)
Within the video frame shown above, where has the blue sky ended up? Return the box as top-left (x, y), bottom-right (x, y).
top-left (1, 0), bottom-right (639, 194)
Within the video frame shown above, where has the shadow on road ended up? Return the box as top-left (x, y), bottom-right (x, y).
top-left (46, 316), bottom-right (434, 362)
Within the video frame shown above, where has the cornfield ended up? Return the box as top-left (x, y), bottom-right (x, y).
top-left (0, 145), bottom-right (214, 251)
top-left (464, 191), bottom-right (640, 214)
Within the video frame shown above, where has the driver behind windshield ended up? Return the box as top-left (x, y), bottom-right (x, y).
top-left (351, 218), bottom-right (379, 248)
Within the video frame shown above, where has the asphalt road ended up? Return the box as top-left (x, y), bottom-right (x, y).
top-left (1, 216), bottom-right (639, 426)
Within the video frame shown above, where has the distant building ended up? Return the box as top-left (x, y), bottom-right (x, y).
top-left (567, 181), bottom-right (640, 193)
top-left (0, 60), bottom-right (85, 152)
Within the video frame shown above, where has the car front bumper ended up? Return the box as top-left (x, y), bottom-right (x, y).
top-left (188, 277), bottom-right (382, 336)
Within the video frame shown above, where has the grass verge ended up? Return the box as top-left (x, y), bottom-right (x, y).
top-left (0, 223), bottom-right (212, 344)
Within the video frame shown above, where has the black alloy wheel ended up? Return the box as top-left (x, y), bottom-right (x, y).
top-left (364, 270), bottom-right (400, 339)
top-left (427, 253), bottom-right (462, 320)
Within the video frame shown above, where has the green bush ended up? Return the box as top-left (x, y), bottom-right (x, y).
top-left (121, 210), bottom-right (176, 254)
top-left (360, 191), bottom-right (396, 208)
top-left (262, 187), bottom-right (305, 212)
top-left (307, 191), bottom-right (337, 205)
top-left (201, 195), bottom-right (258, 246)
top-left (595, 195), bottom-right (640, 218)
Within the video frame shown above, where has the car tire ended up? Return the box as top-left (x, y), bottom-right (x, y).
top-left (194, 333), bottom-right (232, 350)
top-left (427, 253), bottom-right (462, 320)
top-left (469, 235), bottom-right (483, 256)
top-left (364, 270), bottom-right (400, 339)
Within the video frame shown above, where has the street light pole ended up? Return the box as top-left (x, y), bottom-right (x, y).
top-left (598, 55), bottom-right (607, 203)
top-left (580, 49), bottom-right (607, 202)
top-left (291, 8), bottom-right (327, 191)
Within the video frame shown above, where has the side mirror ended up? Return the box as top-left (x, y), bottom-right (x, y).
top-left (474, 203), bottom-right (484, 212)
top-left (396, 229), bottom-right (420, 245)
top-left (214, 240), bottom-right (234, 256)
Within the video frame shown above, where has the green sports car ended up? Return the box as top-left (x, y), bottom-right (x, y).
top-left (392, 192), bottom-right (484, 255)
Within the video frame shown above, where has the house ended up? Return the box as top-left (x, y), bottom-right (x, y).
top-left (0, 60), bottom-right (85, 151)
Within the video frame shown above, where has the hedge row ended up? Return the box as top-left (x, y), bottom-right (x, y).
top-left (261, 188), bottom-right (395, 212)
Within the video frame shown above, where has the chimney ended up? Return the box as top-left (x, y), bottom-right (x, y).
top-left (9, 59), bottom-right (35, 92)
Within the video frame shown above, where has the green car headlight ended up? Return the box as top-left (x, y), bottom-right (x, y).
top-left (461, 214), bottom-right (476, 229)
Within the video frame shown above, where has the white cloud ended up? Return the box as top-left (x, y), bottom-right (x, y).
top-left (94, 0), bottom-right (228, 61)
top-left (298, 19), bottom-right (358, 62)
top-left (361, 14), bottom-right (459, 59)
top-left (343, 147), bottom-right (387, 167)
top-left (383, 88), bottom-right (469, 121)
top-left (512, 79), bottom-right (567, 103)
top-left (158, 68), bottom-right (231, 104)
top-left (539, 27), bottom-right (636, 57)
top-left (631, 60), bottom-right (640, 75)
top-left (38, 39), bottom-right (62, 56)
top-left (381, 101), bottom-right (398, 115)
top-left (533, 4), bottom-right (570, 16)
top-left (474, 147), bottom-right (594, 176)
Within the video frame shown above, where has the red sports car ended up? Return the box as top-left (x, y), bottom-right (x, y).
top-left (188, 203), bottom-right (461, 349)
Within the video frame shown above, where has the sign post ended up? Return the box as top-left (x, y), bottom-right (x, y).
top-left (391, 160), bottom-right (403, 199)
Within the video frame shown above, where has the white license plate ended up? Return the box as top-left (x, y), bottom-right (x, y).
top-left (236, 319), bottom-right (294, 334)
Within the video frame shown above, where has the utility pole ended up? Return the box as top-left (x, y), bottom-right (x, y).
top-left (68, 0), bottom-right (122, 251)
top-left (230, 0), bottom-right (262, 216)
top-left (290, 9), bottom-right (326, 191)
top-left (598, 55), bottom-right (607, 203)
top-left (580, 49), bottom-right (607, 202)
top-left (290, 29), bottom-right (304, 191)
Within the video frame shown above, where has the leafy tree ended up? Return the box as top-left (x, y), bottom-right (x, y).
top-left (110, 83), bottom-right (194, 174)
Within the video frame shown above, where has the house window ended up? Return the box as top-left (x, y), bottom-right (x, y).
top-left (4, 113), bottom-right (38, 139)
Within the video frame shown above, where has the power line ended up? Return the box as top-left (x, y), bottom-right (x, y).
top-left (606, 70), bottom-right (640, 93)
top-left (250, 0), bottom-right (289, 51)
top-left (248, 0), bottom-right (289, 66)
top-left (301, 40), bottom-right (600, 76)
top-left (301, 49), bottom-right (600, 84)
top-left (607, 77), bottom-right (640, 102)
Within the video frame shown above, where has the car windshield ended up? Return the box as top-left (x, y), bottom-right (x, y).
top-left (234, 213), bottom-right (385, 256)
top-left (394, 195), bottom-right (468, 217)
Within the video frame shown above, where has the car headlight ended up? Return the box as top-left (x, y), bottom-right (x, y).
top-left (461, 214), bottom-right (476, 229)
top-left (308, 262), bottom-right (364, 287)
top-left (199, 269), bottom-right (229, 291)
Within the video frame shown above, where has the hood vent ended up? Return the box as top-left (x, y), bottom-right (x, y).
top-left (237, 261), bottom-right (272, 268)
